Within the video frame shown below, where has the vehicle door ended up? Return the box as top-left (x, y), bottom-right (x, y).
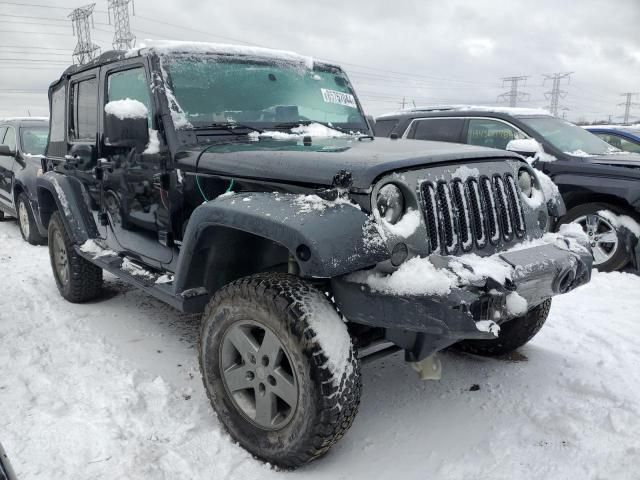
top-left (464, 118), bottom-right (527, 150)
top-left (0, 126), bottom-right (16, 208)
top-left (403, 117), bottom-right (465, 143)
top-left (100, 61), bottom-right (173, 265)
top-left (65, 69), bottom-right (107, 239)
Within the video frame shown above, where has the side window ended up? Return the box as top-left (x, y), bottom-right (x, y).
top-left (107, 67), bottom-right (152, 125)
top-left (69, 77), bottom-right (98, 142)
top-left (50, 84), bottom-right (66, 142)
top-left (374, 119), bottom-right (398, 137)
top-left (595, 133), bottom-right (640, 153)
top-left (2, 127), bottom-right (16, 151)
top-left (467, 119), bottom-right (524, 150)
top-left (408, 118), bottom-right (464, 143)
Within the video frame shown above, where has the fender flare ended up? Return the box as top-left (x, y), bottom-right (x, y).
top-left (173, 192), bottom-right (390, 292)
top-left (555, 173), bottom-right (640, 211)
top-left (36, 171), bottom-right (99, 243)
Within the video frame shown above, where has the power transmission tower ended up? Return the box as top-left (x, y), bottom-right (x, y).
top-left (543, 72), bottom-right (572, 116)
top-left (68, 4), bottom-right (101, 65)
top-left (497, 76), bottom-right (530, 107)
top-left (618, 92), bottom-right (639, 124)
top-left (108, 0), bottom-right (136, 50)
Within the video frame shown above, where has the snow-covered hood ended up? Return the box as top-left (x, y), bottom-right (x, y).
top-left (176, 137), bottom-right (520, 189)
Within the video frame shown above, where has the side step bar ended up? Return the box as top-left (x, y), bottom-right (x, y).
top-left (74, 246), bottom-right (210, 313)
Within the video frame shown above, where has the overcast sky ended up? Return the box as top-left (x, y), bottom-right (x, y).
top-left (1, 0), bottom-right (638, 122)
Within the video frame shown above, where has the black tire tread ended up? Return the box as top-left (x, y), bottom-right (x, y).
top-left (456, 299), bottom-right (552, 357)
top-left (48, 211), bottom-right (103, 303)
top-left (199, 272), bottom-right (361, 469)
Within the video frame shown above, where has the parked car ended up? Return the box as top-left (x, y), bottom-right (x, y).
top-left (376, 106), bottom-right (640, 271)
top-left (38, 44), bottom-right (591, 468)
top-left (583, 125), bottom-right (640, 154)
top-left (0, 442), bottom-right (17, 480)
top-left (0, 117), bottom-right (50, 244)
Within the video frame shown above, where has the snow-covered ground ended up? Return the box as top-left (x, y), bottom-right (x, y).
top-left (1, 219), bottom-right (639, 479)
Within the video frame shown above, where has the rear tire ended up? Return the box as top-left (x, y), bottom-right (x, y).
top-left (48, 211), bottom-right (103, 303)
top-left (17, 192), bottom-right (46, 245)
top-left (558, 202), bottom-right (631, 272)
top-left (199, 273), bottom-right (361, 469)
top-left (456, 299), bottom-right (552, 356)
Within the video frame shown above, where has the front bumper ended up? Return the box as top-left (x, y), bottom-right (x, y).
top-left (332, 241), bottom-right (592, 361)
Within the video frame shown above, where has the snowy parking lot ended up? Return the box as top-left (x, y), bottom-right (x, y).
top-left (1, 218), bottom-right (639, 480)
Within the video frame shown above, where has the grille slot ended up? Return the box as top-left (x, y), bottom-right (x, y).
top-left (505, 174), bottom-right (526, 238)
top-left (421, 171), bottom-right (526, 254)
top-left (436, 182), bottom-right (458, 255)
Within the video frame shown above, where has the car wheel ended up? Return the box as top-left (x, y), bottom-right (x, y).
top-left (48, 211), bottom-right (103, 303)
top-left (0, 210), bottom-right (5, 221)
top-left (17, 192), bottom-right (46, 245)
top-left (559, 202), bottom-right (632, 272)
top-left (200, 273), bottom-right (361, 469)
top-left (455, 299), bottom-right (551, 356)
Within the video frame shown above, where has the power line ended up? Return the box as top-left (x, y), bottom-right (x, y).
top-left (543, 72), bottom-right (572, 116)
top-left (497, 75), bottom-right (530, 107)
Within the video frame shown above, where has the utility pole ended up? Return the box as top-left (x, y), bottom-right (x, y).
top-left (68, 4), bottom-right (101, 65)
top-left (618, 92), bottom-right (639, 124)
top-left (108, 0), bottom-right (136, 50)
top-left (543, 72), bottom-right (572, 116)
top-left (400, 96), bottom-right (406, 110)
top-left (497, 75), bottom-right (530, 107)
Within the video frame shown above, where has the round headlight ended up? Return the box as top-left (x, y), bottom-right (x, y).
top-left (376, 184), bottom-right (405, 224)
top-left (518, 169), bottom-right (533, 198)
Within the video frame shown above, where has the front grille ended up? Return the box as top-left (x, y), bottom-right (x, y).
top-left (420, 174), bottom-right (526, 254)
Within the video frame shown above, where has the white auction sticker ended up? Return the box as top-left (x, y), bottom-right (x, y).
top-left (321, 88), bottom-right (357, 108)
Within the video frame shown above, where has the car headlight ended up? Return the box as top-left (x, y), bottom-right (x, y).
top-left (518, 169), bottom-right (533, 198)
top-left (376, 184), bottom-right (405, 224)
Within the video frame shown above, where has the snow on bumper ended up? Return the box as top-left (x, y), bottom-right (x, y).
top-left (332, 235), bottom-right (592, 342)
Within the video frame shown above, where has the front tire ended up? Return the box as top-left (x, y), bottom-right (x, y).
top-left (456, 299), bottom-right (552, 357)
top-left (558, 202), bottom-right (632, 272)
top-left (199, 273), bottom-right (361, 469)
top-left (48, 211), bottom-right (103, 303)
top-left (17, 192), bottom-right (46, 245)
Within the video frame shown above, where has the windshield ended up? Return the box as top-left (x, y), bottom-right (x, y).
top-left (20, 127), bottom-right (48, 155)
top-left (520, 116), bottom-right (617, 156)
top-left (161, 55), bottom-right (367, 132)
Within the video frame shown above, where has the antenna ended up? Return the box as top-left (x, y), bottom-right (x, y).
top-left (68, 4), bottom-right (101, 65)
top-left (107, 0), bottom-right (136, 50)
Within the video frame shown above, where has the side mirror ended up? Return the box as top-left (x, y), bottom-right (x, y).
top-left (0, 145), bottom-right (15, 157)
top-left (104, 99), bottom-right (149, 152)
top-left (506, 138), bottom-right (540, 158)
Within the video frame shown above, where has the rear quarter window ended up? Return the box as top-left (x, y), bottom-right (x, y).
top-left (374, 119), bottom-right (399, 137)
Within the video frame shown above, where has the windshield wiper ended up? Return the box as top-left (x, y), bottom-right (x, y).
top-left (193, 122), bottom-right (263, 134)
top-left (273, 120), bottom-right (356, 135)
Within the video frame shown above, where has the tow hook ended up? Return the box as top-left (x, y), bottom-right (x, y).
top-left (410, 353), bottom-right (442, 381)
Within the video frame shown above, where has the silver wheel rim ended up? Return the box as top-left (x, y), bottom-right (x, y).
top-left (52, 229), bottom-right (69, 285)
top-left (574, 214), bottom-right (619, 266)
top-left (220, 320), bottom-right (299, 430)
top-left (18, 201), bottom-right (30, 239)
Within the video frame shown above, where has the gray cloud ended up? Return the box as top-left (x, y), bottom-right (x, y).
top-left (0, 0), bottom-right (638, 122)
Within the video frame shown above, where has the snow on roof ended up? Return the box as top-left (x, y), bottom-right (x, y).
top-left (378, 104), bottom-right (550, 118)
top-left (0, 116), bottom-right (49, 122)
top-left (127, 40), bottom-right (315, 68)
top-left (583, 124), bottom-right (640, 132)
